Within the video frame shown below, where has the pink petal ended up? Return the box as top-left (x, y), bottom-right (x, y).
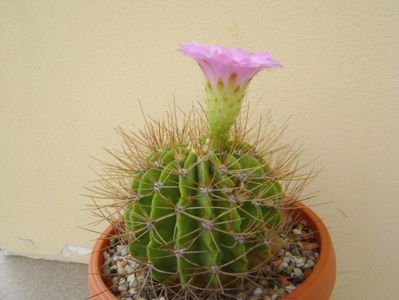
top-left (179, 41), bottom-right (282, 87)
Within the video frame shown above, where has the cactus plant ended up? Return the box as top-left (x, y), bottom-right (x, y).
top-left (88, 42), bottom-right (317, 299)
top-left (124, 141), bottom-right (285, 287)
top-left (123, 43), bottom-right (285, 289)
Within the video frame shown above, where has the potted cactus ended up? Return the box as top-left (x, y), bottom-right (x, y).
top-left (87, 42), bottom-right (336, 300)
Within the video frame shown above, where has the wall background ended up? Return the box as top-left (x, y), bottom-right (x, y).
top-left (1, 1), bottom-right (398, 299)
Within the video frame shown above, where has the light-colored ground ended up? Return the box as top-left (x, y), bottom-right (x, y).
top-left (0, 252), bottom-right (88, 300)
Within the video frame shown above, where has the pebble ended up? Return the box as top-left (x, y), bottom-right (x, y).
top-left (120, 247), bottom-right (128, 256)
top-left (279, 261), bottom-right (288, 270)
top-left (286, 266), bottom-right (294, 274)
top-left (285, 285), bottom-right (296, 293)
top-left (253, 287), bottom-right (263, 295)
top-left (109, 264), bottom-right (117, 274)
top-left (293, 228), bottom-right (302, 235)
top-left (306, 258), bottom-right (315, 267)
top-left (293, 267), bottom-right (304, 278)
top-left (126, 264), bottom-right (135, 274)
top-left (127, 274), bottom-right (136, 286)
top-left (271, 293), bottom-right (279, 300)
top-left (128, 288), bottom-right (136, 295)
top-left (118, 284), bottom-right (128, 292)
top-left (276, 288), bottom-right (285, 296)
top-left (117, 261), bottom-right (127, 275)
top-left (283, 256), bottom-right (291, 263)
top-left (113, 255), bottom-right (120, 261)
top-left (295, 257), bottom-right (305, 268)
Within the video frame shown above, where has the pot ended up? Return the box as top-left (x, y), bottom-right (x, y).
top-left (88, 202), bottom-right (336, 300)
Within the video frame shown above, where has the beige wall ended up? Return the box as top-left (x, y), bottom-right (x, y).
top-left (1, 1), bottom-right (398, 299)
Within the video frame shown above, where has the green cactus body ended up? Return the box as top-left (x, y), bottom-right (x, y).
top-left (124, 143), bottom-right (284, 288)
top-left (87, 43), bottom-right (308, 299)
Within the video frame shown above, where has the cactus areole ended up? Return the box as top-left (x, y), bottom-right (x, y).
top-left (124, 42), bottom-right (286, 289)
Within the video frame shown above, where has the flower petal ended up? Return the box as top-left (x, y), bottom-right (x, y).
top-left (179, 41), bottom-right (282, 87)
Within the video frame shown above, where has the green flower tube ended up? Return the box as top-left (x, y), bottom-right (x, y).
top-left (180, 41), bottom-right (282, 147)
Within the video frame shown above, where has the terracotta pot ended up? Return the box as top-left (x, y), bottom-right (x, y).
top-left (88, 202), bottom-right (336, 300)
top-left (281, 202), bottom-right (336, 300)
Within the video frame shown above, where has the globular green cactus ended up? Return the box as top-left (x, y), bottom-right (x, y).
top-left (120, 42), bottom-right (289, 291)
top-left (87, 42), bottom-right (315, 298)
top-left (124, 140), bottom-right (284, 288)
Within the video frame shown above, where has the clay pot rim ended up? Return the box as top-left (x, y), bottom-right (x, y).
top-left (281, 201), bottom-right (335, 299)
top-left (88, 201), bottom-right (335, 300)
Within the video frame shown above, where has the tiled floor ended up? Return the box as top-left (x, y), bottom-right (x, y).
top-left (0, 252), bottom-right (88, 300)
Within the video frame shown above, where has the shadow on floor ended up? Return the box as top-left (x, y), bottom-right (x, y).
top-left (0, 252), bottom-right (88, 300)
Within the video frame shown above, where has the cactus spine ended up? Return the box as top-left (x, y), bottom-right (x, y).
top-left (85, 43), bottom-right (318, 298)
top-left (122, 43), bottom-right (288, 290)
top-left (124, 141), bottom-right (284, 288)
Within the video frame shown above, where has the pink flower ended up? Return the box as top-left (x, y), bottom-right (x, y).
top-left (179, 41), bottom-right (282, 89)
top-left (180, 41), bottom-right (282, 148)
